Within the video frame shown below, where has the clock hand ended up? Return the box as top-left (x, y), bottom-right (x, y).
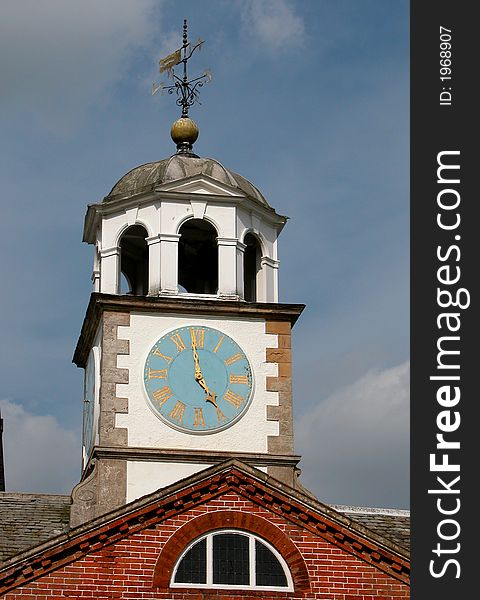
top-left (191, 337), bottom-right (217, 407)
top-left (192, 341), bottom-right (203, 380)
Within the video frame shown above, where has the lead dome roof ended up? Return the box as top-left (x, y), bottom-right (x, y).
top-left (106, 154), bottom-right (270, 208)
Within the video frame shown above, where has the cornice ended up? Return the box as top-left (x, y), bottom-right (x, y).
top-left (73, 293), bottom-right (305, 368)
top-left (83, 186), bottom-right (287, 244)
top-left (81, 446), bottom-right (301, 481)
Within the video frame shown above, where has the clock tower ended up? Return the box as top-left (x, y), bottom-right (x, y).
top-left (70, 26), bottom-right (305, 527)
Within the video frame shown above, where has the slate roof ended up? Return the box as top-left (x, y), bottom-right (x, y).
top-left (106, 155), bottom-right (271, 208)
top-left (0, 493), bottom-right (70, 563)
top-left (331, 504), bottom-right (410, 551)
top-left (0, 470), bottom-right (410, 565)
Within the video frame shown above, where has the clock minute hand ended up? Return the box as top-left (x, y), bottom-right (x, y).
top-left (192, 341), bottom-right (202, 378)
top-left (191, 338), bottom-right (217, 407)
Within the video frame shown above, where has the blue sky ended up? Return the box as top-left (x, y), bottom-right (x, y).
top-left (0, 0), bottom-right (409, 508)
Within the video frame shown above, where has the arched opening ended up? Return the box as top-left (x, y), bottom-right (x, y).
top-left (152, 510), bottom-right (311, 592)
top-left (178, 219), bottom-right (218, 294)
top-left (243, 233), bottom-right (262, 302)
top-left (172, 530), bottom-right (292, 590)
top-left (120, 225), bottom-right (148, 295)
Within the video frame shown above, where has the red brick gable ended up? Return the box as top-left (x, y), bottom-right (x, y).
top-left (152, 508), bottom-right (311, 591)
top-left (0, 461), bottom-right (409, 598)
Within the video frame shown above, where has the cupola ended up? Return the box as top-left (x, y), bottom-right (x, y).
top-left (82, 24), bottom-right (286, 304)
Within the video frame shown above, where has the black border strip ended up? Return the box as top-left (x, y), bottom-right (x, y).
top-left (411, 2), bottom-right (476, 597)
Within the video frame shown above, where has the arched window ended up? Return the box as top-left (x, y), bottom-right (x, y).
top-left (120, 225), bottom-right (148, 295)
top-left (178, 219), bottom-right (218, 295)
top-left (171, 530), bottom-right (293, 591)
top-left (243, 233), bottom-right (262, 302)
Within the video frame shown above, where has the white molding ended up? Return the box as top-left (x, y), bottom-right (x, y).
top-left (125, 206), bottom-right (139, 226)
top-left (216, 237), bottom-right (238, 246)
top-left (100, 246), bottom-right (120, 258)
top-left (146, 234), bottom-right (162, 246)
top-left (236, 241), bottom-right (247, 253)
top-left (156, 174), bottom-right (244, 197)
top-left (190, 199), bottom-right (208, 219)
top-left (261, 256), bottom-right (280, 269)
top-left (159, 233), bottom-right (181, 242)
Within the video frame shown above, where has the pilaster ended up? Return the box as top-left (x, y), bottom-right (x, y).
top-left (261, 256), bottom-right (280, 303)
top-left (235, 241), bottom-right (246, 300)
top-left (159, 233), bottom-right (181, 294)
top-left (146, 234), bottom-right (161, 295)
top-left (217, 237), bottom-right (238, 298)
top-left (99, 246), bottom-right (120, 294)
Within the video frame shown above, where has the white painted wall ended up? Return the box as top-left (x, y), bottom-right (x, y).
top-left (92, 179), bottom-right (282, 300)
top-left (116, 314), bottom-right (279, 453)
top-left (126, 461), bottom-right (268, 503)
top-left (126, 461), bottom-right (210, 502)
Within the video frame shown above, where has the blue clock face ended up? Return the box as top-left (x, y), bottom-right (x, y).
top-left (143, 325), bottom-right (253, 434)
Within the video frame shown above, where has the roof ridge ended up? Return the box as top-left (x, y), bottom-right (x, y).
top-left (0, 492), bottom-right (71, 500)
top-left (330, 504), bottom-right (410, 517)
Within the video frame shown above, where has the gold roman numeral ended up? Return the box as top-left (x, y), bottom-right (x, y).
top-left (153, 348), bottom-right (173, 364)
top-left (223, 389), bottom-right (244, 409)
top-left (216, 406), bottom-right (227, 424)
top-left (193, 407), bottom-right (205, 428)
top-left (213, 335), bottom-right (224, 353)
top-left (190, 327), bottom-right (205, 349)
top-left (152, 385), bottom-right (173, 407)
top-left (229, 374), bottom-right (249, 385)
top-left (225, 353), bottom-right (242, 366)
top-left (169, 400), bottom-right (186, 424)
top-left (148, 368), bottom-right (168, 379)
top-left (170, 332), bottom-right (186, 352)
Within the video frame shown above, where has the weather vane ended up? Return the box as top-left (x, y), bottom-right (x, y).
top-left (153, 19), bottom-right (212, 119)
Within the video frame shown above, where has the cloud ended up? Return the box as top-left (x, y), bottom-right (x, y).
top-left (0, 399), bottom-right (80, 493)
top-left (239, 0), bottom-right (306, 51)
top-left (296, 361), bottom-right (410, 508)
top-left (0, 0), bottom-right (161, 133)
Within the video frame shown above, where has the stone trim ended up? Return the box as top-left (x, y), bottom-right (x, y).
top-left (85, 445), bottom-right (301, 468)
top-left (265, 321), bottom-right (294, 463)
top-left (152, 510), bottom-right (310, 591)
top-left (98, 311), bottom-right (129, 447)
top-left (99, 246), bottom-right (120, 259)
top-left (69, 310), bottom-right (131, 527)
top-left (70, 459), bottom-right (127, 529)
top-left (73, 293), bottom-right (304, 367)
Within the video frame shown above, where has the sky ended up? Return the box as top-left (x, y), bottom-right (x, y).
top-left (0, 0), bottom-right (409, 508)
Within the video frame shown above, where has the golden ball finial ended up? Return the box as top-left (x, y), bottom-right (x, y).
top-left (171, 117), bottom-right (199, 153)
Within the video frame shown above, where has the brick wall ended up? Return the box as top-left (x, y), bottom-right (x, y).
top-left (4, 492), bottom-right (409, 600)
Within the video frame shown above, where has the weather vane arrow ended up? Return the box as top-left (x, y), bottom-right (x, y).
top-left (153, 19), bottom-right (212, 119)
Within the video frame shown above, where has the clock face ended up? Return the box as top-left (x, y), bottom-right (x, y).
top-left (143, 325), bottom-right (253, 434)
top-left (83, 349), bottom-right (96, 457)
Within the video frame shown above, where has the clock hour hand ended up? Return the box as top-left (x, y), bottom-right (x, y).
top-left (191, 338), bottom-right (217, 406)
top-left (197, 377), bottom-right (217, 406)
